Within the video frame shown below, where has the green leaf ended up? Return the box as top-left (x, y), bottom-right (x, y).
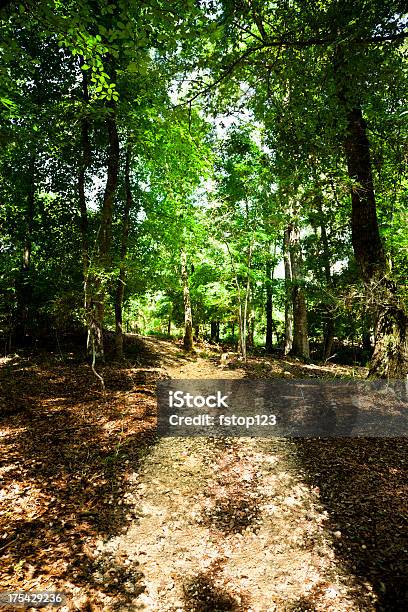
top-left (127, 62), bottom-right (138, 73)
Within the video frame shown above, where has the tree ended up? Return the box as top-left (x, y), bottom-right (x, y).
top-left (182, 0), bottom-right (408, 375)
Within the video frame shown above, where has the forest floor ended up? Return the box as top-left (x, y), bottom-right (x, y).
top-left (0, 336), bottom-right (407, 611)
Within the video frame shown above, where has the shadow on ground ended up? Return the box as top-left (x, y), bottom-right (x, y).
top-left (0, 336), bottom-right (168, 608)
top-left (293, 438), bottom-right (408, 611)
top-left (183, 560), bottom-right (247, 612)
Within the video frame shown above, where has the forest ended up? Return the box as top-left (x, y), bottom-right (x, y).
top-left (0, 0), bottom-right (407, 611)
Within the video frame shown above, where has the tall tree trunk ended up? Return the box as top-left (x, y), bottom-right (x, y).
top-left (226, 241), bottom-right (252, 360)
top-left (15, 155), bottom-right (35, 345)
top-left (292, 285), bottom-right (309, 359)
top-left (265, 241), bottom-right (276, 353)
top-left (285, 222), bottom-right (310, 359)
top-left (247, 286), bottom-right (255, 349)
top-left (344, 107), bottom-right (408, 378)
top-left (247, 310), bottom-right (254, 349)
top-left (114, 141), bottom-right (133, 359)
top-left (88, 105), bottom-right (119, 360)
top-left (334, 46), bottom-right (408, 378)
top-left (236, 286), bottom-right (247, 359)
top-left (78, 59), bottom-right (92, 354)
top-left (238, 245), bottom-right (252, 361)
top-left (210, 320), bottom-right (219, 343)
top-left (265, 258), bottom-right (273, 353)
top-left (317, 198), bottom-right (335, 361)
top-left (78, 58), bottom-right (90, 275)
top-left (322, 316), bottom-right (335, 362)
top-left (283, 226), bottom-right (293, 355)
top-left (181, 248), bottom-right (193, 351)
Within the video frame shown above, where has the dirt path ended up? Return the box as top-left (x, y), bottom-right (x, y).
top-left (93, 340), bottom-right (376, 611)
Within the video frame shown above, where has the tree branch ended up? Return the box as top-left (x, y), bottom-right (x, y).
top-left (178, 44), bottom-right (263, 105)
top-left (246, 0), bottom-right (268, 42)
top-left (260, 31), bottom-right (408, 49)
top-left (232, 20), bottom-right (265, 43)
top-left (179, 30), bottom-right (407, 106)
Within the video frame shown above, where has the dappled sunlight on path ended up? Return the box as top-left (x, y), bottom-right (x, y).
top-left (94, 345), bottom-right (376, 611)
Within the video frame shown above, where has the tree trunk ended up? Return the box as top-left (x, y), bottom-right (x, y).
top-left (265, 257), bottom-right (273, 353)
top-left (345, 108), bottom-right (386, 280)
top-left (323, 318), bottom-right (335, 362)
top-left (181, 248), bottom-right (193, 351)
top-left (239, 246), bottom-right (252, 361)
top-left (88, 105), bottom-right (119, 360)
top-left (77, 60), bottom-right (93, 355)
top-left (344, 107), bottom-right (408, 377)
top-left (167, 317), bottom-right (171, 336)
top-left (247, 315), bottom-right (254, 349)
top-left (78, 58), bottom-right (90, 275)
top-left (226, 241), bottom-right (252, 360)
top-left (284, 222), bottom-right (310, 359)
top-left (238, 310), bottom-right (246, 360)
top-left (247, 289), bottom-right (255, 349)
top-left (114, 274), bottom-right (125, 360)
top-left (15, 155), bottom-right (35, 345)
top-left (283, 226), bottom-right (293, 355)
top-left (265, 241), bottom-right (276, 353)
top-left (210, 320), bottom-right (219, 343)
top-left (318, 200), bottom-right (335, 361)
top-left (114, 140), bottom-right (133, 359)
top-left (292, 285), bottom-right (309, 359)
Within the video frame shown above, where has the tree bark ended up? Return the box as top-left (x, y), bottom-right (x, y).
top-left (284, 222), bottom-right (310, 359)
top-left (333, 44), bottom-right (408, 378)
top-left (317, 199), bottom-right (335, 361)
top-left (344, 107), bottom-right (408, 377)
top-left (77, 60), bottom-right (93, 356)
top-left (345, 108), bottom-right (386, 280)
top-left (210, 320), bottom-right (220, 343)
top-left (247, 310), bottom-right (254, 349)
top-left (114, 140), bottom-right (133, 359)
top-left (283, 226), bottom-right (293, 355)
top-left (99, 111), bottom-right (120, 266)
top-left (181, 248), bottom-right (193, 351)
top-left (292, 285), bottom-right (309, 359)
top-left (78, 58), bottom-right (91, 275)
top-left (265, 242), bottom-right (275, 353)
top-left (247, 285), bottom-right (255, 349)
top-left (238, 245), bottom-right (252, 361)
top-left (15, 155), bottom-right (35, 345)
top-left (322, 317), bottom-right (335, 362)
top-left (88, 105), bottom-right (120, 360)
top-left (226, 241), bottom-right (252, 360)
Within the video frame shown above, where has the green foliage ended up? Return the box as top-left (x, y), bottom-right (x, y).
top-left (0, 0), bottom-right (406, 361)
